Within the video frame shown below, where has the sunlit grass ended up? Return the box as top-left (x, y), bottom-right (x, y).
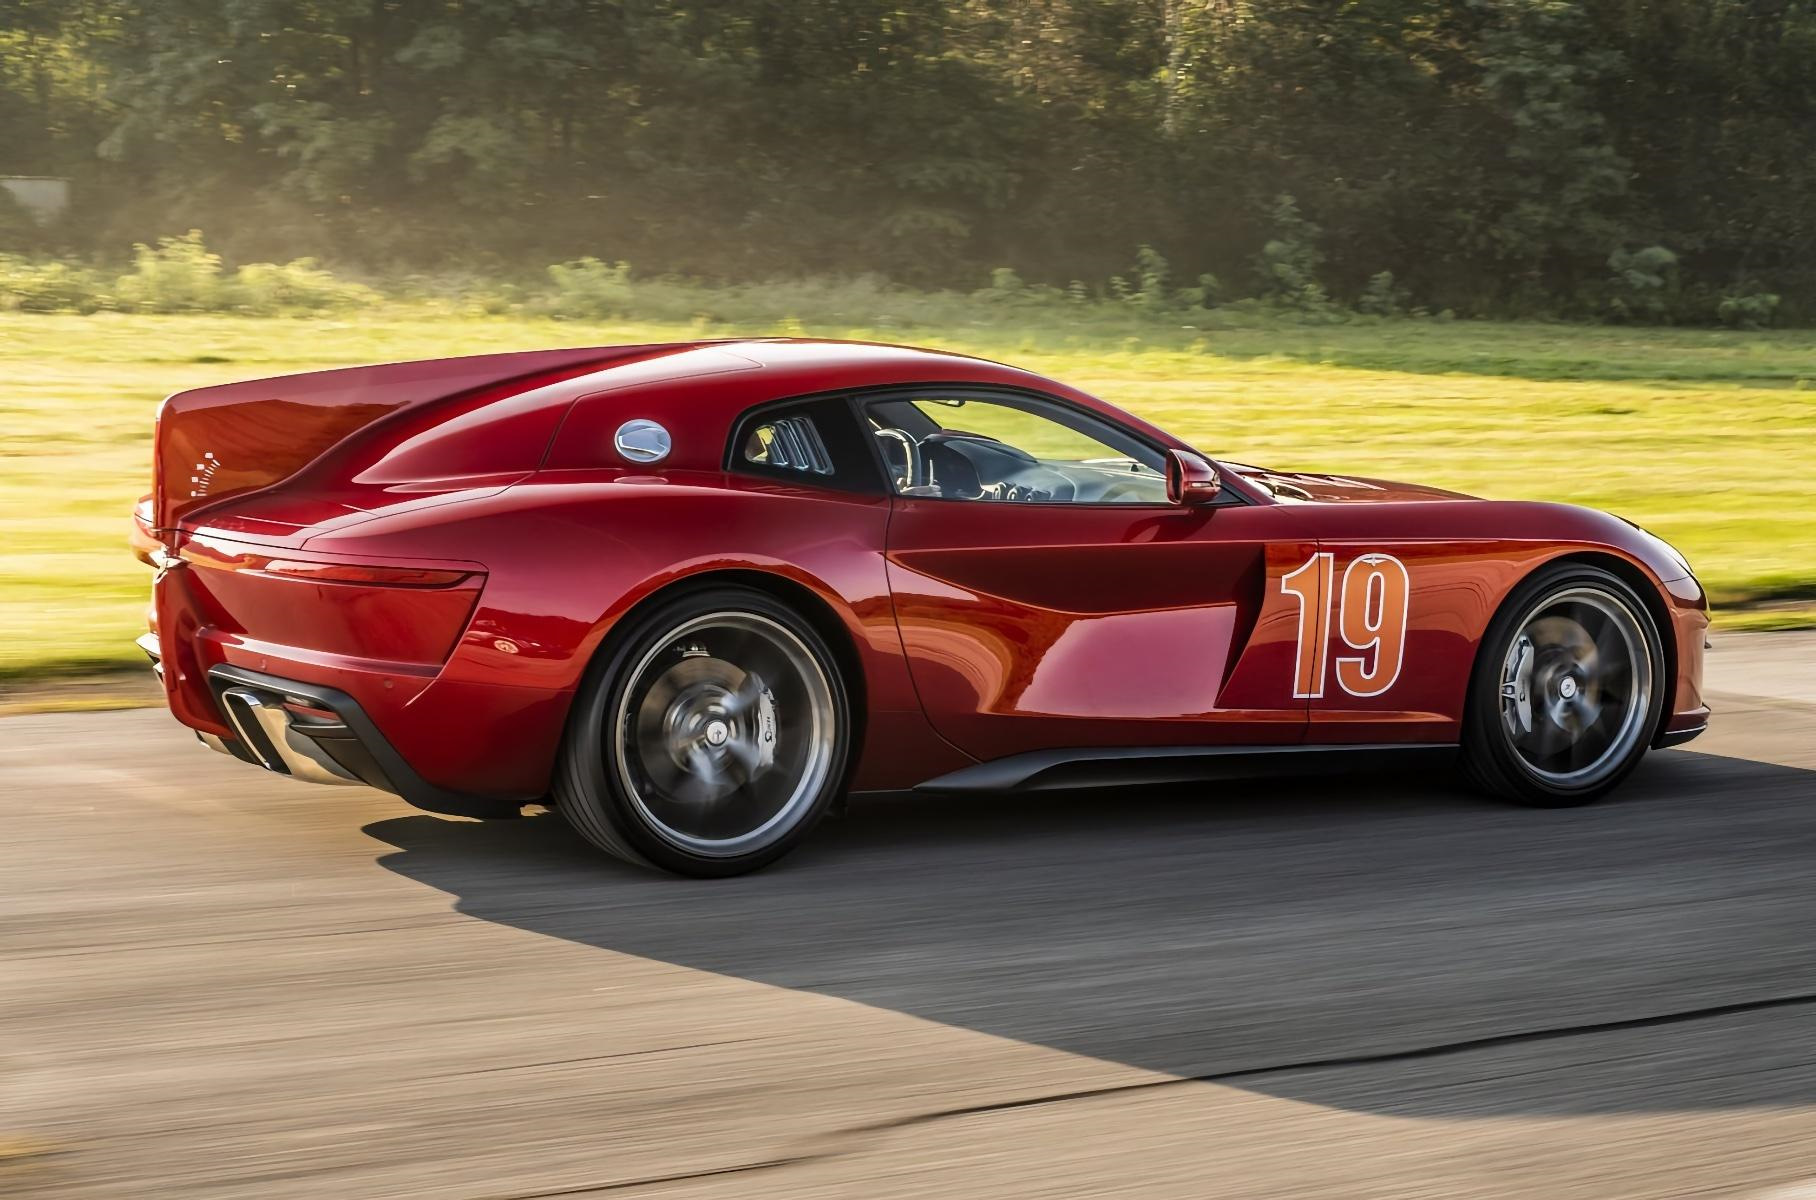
top-left (2, 309), bottom-right (1811, 677)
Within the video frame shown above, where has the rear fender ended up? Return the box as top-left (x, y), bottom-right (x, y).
top-left (300, 474), bottom-right (969, 793)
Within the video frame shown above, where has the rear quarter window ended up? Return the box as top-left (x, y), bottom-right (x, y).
top-left (742, 414), bottom-right (835, 475)
top-left (727, 398), bottom-right (883, 494)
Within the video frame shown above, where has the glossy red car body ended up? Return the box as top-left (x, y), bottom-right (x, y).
top-left (133, 339), bottom-right (1708, 815)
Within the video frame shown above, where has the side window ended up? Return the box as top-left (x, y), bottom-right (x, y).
top-left (864, 393), bottom-right (1170, 505)
top-left (727, 397), bottom-right (884, 494)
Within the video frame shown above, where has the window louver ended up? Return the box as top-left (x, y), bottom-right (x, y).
top-left (747, 416), bottom-right (834, 475)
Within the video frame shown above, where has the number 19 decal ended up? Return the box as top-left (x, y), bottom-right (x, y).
top-left (1280, 552), bottom-right (1410, 699)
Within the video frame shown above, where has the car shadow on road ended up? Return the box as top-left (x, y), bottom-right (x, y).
top-left (365, 748), bottom-right (1816, 1119)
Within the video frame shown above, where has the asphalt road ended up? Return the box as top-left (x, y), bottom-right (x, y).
top-left (3, 636), bottom-right (1815, 1198)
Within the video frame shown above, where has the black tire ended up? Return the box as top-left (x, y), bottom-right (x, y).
top-left (1461, 562), bottom-right (1665, 808)
top-left (554, 586), bottom-right (850, 877)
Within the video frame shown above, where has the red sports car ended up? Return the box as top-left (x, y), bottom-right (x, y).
top-left (132, 340), bottom-right (1709, 875)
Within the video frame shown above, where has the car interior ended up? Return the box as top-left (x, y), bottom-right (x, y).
top-left (865, 395), bottom-right (1171, 504)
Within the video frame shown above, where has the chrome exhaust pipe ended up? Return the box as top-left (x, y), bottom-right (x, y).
top-left (217, 687), bottom-right (364, 786)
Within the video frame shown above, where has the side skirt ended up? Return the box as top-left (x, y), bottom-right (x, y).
top-left (1655, 723), bottom-right (1708, 749)
top-left (912, 743), bottom-right (1458, 794)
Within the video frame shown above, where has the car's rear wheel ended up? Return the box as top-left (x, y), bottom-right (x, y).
top-left (1461, 563), bottom-right (1664, 807)
top-left (555, 587), bottom-right (849, 877)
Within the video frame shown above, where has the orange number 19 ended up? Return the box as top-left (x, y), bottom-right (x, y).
top-left (1280, 551), bottom-right (1410, 699)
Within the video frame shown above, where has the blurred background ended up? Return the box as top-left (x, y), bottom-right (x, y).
top-left (9, 0), bottom-right (1816, 306)
top-left (2, 0), bottom-right (1814, 688)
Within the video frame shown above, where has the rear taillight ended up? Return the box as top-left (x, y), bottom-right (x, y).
top-left (259, 560), bottom-right (471, 587)
top-left (163, 531), bottom-right (485, 669)
top-left (179, 539), bottom-right (474, 588)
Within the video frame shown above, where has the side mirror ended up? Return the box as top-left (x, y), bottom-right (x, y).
top-left (1165, 448), bottom-right (1221, 506)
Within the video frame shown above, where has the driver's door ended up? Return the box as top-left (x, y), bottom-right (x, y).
top-left (868, 390), bottom-right (1316, 761)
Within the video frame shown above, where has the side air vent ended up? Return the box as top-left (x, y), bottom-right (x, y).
top-left (743, 415), bottom-right (834, 475)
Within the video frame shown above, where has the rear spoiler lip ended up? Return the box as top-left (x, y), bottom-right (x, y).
top-left (152, 343), bottom-right (705, 530)
top-left (157, 342), bottom-right (687, 410)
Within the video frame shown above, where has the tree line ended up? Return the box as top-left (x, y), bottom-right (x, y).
top-left (4, 0), bottom-right (1813, 321)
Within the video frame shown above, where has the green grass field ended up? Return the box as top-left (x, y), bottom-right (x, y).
top-left (2, 310), bottom-right (1812, 679)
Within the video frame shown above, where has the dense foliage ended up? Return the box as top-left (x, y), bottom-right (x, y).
top-left (4, 1), bottom-right (1814, 320)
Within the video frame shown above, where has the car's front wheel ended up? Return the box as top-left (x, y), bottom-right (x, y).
top-left (1462, 563), bottom-right (1664, 807)
top-left (555, 586), bottom-right (849, 876)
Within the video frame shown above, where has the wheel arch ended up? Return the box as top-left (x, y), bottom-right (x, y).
top-left (566, 566), bottom-right (870, 777)
top-left (1467, 549), bottom-right (1677, 745)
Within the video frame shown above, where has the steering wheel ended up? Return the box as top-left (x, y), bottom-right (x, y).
top-left (873, 427), bottom-right (927, 490)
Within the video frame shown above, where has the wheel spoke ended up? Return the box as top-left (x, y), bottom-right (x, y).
top-left (721, 670), bottom-right (765, 719)
top-left (1565, 693), bottom-right (1601, 734)
top-left (723, 735), bottom-right (765, 780)
top-left (681, 744), bottom-right (726, 789)
top-left (1533, 716), bottom-right (1571, 757)
top-left (1589, 618), bottom-right (1627, 676)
